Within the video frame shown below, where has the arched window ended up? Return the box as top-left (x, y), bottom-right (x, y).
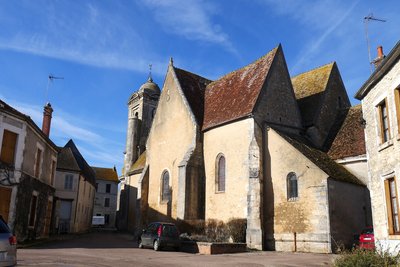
top-left (216, 154), bottom-right (225, 192)
top-left (287, 172), bottom-right (298, 201)
top-left (161, 170), bottom-right (170, 202)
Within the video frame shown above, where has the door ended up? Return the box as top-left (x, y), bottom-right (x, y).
top-left (59, 200), bottom-right (72, 233)
top-left (43, 200), bottom-right (53, 236)
top-left (0, 187), bottom-right (12, 222)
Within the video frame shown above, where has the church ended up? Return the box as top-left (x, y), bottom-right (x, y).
top-left (118, 44), bottom-right (371, 253)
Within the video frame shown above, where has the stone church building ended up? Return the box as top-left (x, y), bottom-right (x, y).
top-left (119, 44), bottom-right (371, 253)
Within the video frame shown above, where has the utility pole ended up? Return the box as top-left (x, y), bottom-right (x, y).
top-left (364, 13), bottom-right (386, 73)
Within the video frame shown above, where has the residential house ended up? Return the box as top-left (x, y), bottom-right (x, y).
top-left (355, 42), bottom-right (400, 252)
top-left (54, 139), bottom-right (96, 233)
top-left (92, 166), bottom-right (119, 228)
top-left (121, 45), bottom-right (371, 253)
top-left (0, 100), bottom-right (57, 241)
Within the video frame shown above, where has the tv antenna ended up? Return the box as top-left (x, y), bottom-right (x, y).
top-left (364, 13), bottom-right (386, 73)
top-left (45, 74), bottom-right (64, 102)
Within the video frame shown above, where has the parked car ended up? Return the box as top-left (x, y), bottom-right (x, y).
top-left (138, 222), bottom-right (181, 251)
top-left (359, 226), bottom-right (375, 250)
top-left (0, 216), bottom-right (17, 267)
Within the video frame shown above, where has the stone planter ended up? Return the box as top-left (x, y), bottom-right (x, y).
top-left (181, 241), bottom-right (247, 254)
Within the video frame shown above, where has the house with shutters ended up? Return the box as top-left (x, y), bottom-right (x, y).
top-left (120, 44), bottom-right (372, 253)
top-left (54, 139), bottom-right (96, 233)
top-left (355, 42), bottom-right (400, 253)
top-left (0, 100), bottom-right (57, 241)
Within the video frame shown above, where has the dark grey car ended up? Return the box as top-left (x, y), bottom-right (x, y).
top-left (0, 216), bottom-right (16, 267)
top-left (138, 222), bottom-right (180, 251)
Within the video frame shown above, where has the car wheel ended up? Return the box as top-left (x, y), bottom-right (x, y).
top-left (138, 239), bottom-right (143, 249)
top-left (153, 240), bottom-right (160, 251)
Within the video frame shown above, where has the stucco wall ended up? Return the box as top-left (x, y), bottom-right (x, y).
top-left (266, 129), bottom-right (331, 253)
top-left (361, 58), bottom-right (400, 252)
top-left (204, 118), bottom-right (254, 221)
top-left (146, 67), bottom-right (198, 221)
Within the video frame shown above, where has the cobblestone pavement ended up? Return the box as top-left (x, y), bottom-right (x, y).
top-left (18, 231), bottom-right (336, 267)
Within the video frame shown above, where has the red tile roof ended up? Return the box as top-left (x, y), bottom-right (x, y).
top-left (174, 67), bottom-right (212, 127)
top-left (328, 105), bottom-right (366, 160)
top-left (203, 46), bottom-right (279, 130)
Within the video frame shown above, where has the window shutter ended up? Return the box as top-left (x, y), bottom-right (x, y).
top-left (385, 179), bottom-right (394, 235)
top-left (0, 130), bottom-right (18, 166)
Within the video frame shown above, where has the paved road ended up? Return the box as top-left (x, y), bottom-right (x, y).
top-left (18, 232), bottom-right (336, 267)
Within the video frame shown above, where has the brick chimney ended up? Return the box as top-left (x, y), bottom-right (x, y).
top-left (373, 46), bottom-right (385, 68)
top-left (42, 102), bottom-right (53, 137)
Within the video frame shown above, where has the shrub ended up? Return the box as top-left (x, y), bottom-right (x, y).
top-left (227, 218), bottom-right (247, 243)
top-left (334, 248), bottom-right (400, 267)
top-left (205, 219), bottom-right (230, 242)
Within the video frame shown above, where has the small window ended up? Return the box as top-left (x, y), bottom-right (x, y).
top-left (377, 99), bottom-right (390, 143)
top-left (161, 170), bottom-right (170, 202)
top-left (395, 89), bottom-right (400, 134)
top-left (385, 178), bottom-right (400, 235)
top-left (64, 174), bottom-right (73, 190)
top-left (34, 148), bottom-right (42, 178)
top-left (216, 154), bottom-right (225, 192)
top-left (104, 198), bottom-right (110, 207)
top-left (287, 172), bottom-right (298, 201)
top-left (0, 129), bottom-right (18, 166)
top-left (28, 195), bottom-right (38, 227)
top-left (106, 184), bottom-right (111, 193)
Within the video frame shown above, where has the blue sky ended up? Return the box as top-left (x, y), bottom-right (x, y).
top-left (0, 0), bottom-right (399, 173)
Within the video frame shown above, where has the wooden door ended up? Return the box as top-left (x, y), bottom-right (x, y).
top-left (0, 186), bottom-right (12, 222)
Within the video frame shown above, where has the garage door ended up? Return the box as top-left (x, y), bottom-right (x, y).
top-left (0, 186), bottom-right (12, 222)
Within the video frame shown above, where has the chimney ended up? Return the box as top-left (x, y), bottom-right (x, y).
top-left (42, 102), bottom-right (53, 137)
top-left (373, 45), bottom-right (385, 68)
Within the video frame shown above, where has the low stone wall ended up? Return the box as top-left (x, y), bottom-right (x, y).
top-left (181, 241), bottom-right (247, 254)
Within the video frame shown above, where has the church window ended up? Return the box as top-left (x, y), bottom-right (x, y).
top-left (287, 172), bottom-right (298, 201)
top-left (216, 154), bottom-right (225, 192)
top-left (161, 170), bottom-right (170, 202)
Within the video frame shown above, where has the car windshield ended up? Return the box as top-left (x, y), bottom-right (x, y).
top-left (361, 228), bottom-right (373, 235)
top-left (162, 224), bottom-right (178, 237)
top-left (0, 219), bottom-right (10, 233)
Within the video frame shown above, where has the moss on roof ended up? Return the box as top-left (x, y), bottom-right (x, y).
top-left (92, 166), bottom-right (119, 183)
top-left (291, 62), bottom-right (334, 99)
top-left (128, 152), bottom-right (146, 174)
top-left (277, 130), bottom-right (365, 186)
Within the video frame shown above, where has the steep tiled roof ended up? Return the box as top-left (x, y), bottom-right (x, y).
top-left (92, 166), bottom-right (119, 183)
top-left (328, 105), bottom-right (366, 160)
top-left (292, 63), bottom-right (334, 99)
top-left (174, 67), bottom-right (212, 127)
top-left (203, 46), bottom-right (279, 131)
top-left (57, 140), bottom-right (96, 187)
top-left (278, 130), bottom-right (365, 186)
top-left (128, 152), bottom-right (146, 174)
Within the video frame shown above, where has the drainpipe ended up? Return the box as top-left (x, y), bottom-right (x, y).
top-left (294, 232), bottom-right (297, 252)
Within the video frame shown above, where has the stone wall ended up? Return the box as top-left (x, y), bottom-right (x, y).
top-left (361, 58), bottom-right (400, 252)
top-left (94, 179), bottom-right (118, 228)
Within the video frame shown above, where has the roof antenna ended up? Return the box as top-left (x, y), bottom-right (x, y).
top-left (148, 64), bottom-right (153, 82)
top-left (364, 13), bottom-right (386, 73)
top-left (45, 74), bottom-right (64, 103)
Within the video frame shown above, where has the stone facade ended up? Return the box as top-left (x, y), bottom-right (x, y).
top-left (0, 100), bottom-right (58, 241)
top-left (121, 45), bottom-right (371, 253)
top-left (355, 42), bottom-right (400, 253)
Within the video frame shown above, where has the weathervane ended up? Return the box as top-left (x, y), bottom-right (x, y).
top-left (364, 13), bottom-right (386, 73)
top-left (45, 74), bottom-right (64, 102)
top-left (148, 64), bottom-right (153, 82)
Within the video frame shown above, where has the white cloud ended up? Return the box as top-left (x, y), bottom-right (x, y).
top-left (0, 2), bottom-right (167, 76)
top-left (141, 0), bottom-right (237, 54)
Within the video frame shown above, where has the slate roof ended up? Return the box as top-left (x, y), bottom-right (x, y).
top-left (174, 67), bottom-right (212, 127)
top-left (0, 100), bottom-right (58, 151)
top-left (57, 139), bottom-right (96, 187)
top-left (356, 41), bottom-right (400, 100)
top-left (277, 130), bottom-right (365, 186)
top-left (328, 105), bottom-right (366, 160)
top-left (128, 152), bottom-right (146, 175)
top-left (203, 46), bottom-right (279, 131)
top-left (92, 166), bottom-right (119, 183)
